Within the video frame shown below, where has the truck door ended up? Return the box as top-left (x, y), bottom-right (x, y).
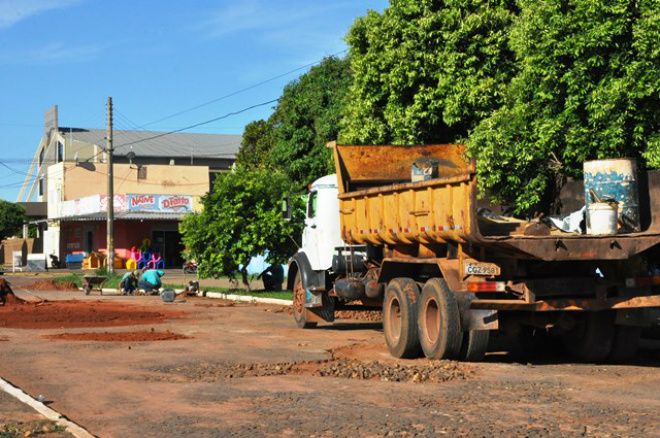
top-left (302, 190), bottom-right (321, 269)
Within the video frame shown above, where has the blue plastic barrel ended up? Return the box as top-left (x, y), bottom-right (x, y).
top-left (584, 158), bottom-right (639, 233)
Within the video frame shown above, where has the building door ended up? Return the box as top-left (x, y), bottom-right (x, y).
top-left (152, 230), bottom-right (184, 268)
top-left (84, 228), bottom-right (94, 254)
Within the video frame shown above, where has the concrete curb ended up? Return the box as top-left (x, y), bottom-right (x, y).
top-left (78, 287), bottom-right (294, 306)
top-left (0, 376), bottom-right (96, 438)
top-left (197, 291), bottom-right (293, 306)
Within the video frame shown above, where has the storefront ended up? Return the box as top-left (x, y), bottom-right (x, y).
top-left (56, 194), bottom-right (200, 268)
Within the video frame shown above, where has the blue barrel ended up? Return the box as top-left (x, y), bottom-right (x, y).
top-left (584, 158), bottom-right (639, 233)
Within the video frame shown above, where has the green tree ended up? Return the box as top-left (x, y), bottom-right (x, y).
top-left (268, 56), bottom-right (352, 190)
top-left (180, 167), bottom-right (304, 287)
top-left (469, 0), bottom-right (660, 211)
top-left (236, 119), bottom-right (275, 169)
top-left (339, 0), bottom-right (518, 145)
top-left (0, 200), bottom-right (26, 241)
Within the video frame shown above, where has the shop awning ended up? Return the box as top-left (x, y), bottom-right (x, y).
top-left (56, 211), bottom-right (192, 221)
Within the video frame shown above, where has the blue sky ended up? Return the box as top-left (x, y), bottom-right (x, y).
top-left (0, 0), bottom-right (388, 201)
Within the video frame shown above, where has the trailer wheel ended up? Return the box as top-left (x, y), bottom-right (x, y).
top-left (608, 325), bottom-right (641, 363)
top-left (459, 330), bottom-right (490, 362)
top-left (293, 272), bottom-right (317, 329)
top-left (562, 312), bottom-right (615, 363)
top-left (383, 278), bottom-right (421, 358)
top-left (418, 279), bottom-right (462, 360)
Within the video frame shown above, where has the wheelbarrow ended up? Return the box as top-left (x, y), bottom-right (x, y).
top-left (82, 275), bottom-right (107, 295)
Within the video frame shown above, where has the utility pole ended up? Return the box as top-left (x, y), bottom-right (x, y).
top-left (106, 97), bottom-right (115, 275)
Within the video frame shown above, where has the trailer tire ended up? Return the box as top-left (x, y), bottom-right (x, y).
top-left (383, 278), bottom-right (421, 358)
top-left (562, 312), bottom-right (615, 363)
top-left (608, 325), bottom-right (641, 363)
top-left (293, 271), bottom-right (317, 329)
top-left (459, 330), bottom-right (490, 362)
top-left (418, 279), bottom-right (462, 360)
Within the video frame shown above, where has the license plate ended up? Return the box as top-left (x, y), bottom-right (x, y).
top-left (464, 262), bottom-right (501, 276)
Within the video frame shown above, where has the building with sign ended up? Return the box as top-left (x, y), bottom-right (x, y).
top-left (18, 106), bottom-right (241, 268)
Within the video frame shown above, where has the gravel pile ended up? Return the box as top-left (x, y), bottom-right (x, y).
top-left (316, 360), bottom-right (470, 383)
top-left (150, 358), bottom-right (470, 384)
top-left (335, 309), bottom-right (382, 322)
top-left (149, 361), bottom-right (302, 382)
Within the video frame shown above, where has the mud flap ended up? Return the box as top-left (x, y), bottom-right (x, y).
top-left (305, 291), bottom-right (335, 322)
top-left (616, 308), bottom-right (650, 327)
top-left (456, 293), bottom-right (498, 331)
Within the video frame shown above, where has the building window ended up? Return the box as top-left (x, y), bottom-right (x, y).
top-left (137, 166), bottom-right (147, 180)
top-left (38, 178), bottom-right (44, 196)
top-left (39, 149), bottom-right (45, 166)
top-left (57, 141), bottom-right (64, 163)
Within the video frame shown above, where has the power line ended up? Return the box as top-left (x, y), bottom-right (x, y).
top-left (114, 98), bottom-right (279, 150)
top-left (136, 49), bottom-right (347, 129)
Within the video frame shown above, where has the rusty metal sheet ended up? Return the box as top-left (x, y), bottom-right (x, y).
top-left (470, 294), bottom-right (660, 312)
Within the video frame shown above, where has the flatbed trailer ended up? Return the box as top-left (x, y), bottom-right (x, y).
top-left (288, 142), bottom-right (660, 362)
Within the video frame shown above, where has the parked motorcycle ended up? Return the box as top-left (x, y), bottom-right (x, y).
top-left (183, 261), bottom-right (198, 274)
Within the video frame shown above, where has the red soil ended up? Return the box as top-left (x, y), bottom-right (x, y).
top-left (21, 279), bottom-right (79, 291)
top-left (0, 300), bottom-right (185, 330)
top-left (44, 330), bottom-right (190, 342)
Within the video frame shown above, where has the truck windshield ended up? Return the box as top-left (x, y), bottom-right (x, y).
top-left (307, 191), bottom-right (318, 218)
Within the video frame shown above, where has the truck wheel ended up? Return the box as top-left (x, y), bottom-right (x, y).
top-left (562, 312), bottom-right (615, 363)
top-left (608, 325), bottom-right (641, 363)
top-left (293, 272), bottom-right (317, 329)
top-left (418, 279), bottom-right (462, 360)
top-left (459, 330), bottom-right (490, 362)
top-left (383, 278), bottom-right (421, 358)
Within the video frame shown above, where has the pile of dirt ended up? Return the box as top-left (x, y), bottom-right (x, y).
top-left (21, 279), bottom-right (78, 291)
top-left (44, 330), bottom-right (190, 342)
top-left (317, 360), bottom-right (470, 383)
top-left (0, 300), bottom-right (185, 329)
top-left (0, 279), bottom-right (27, 306)
top-left (149, 357), bottom-right (471, 384)
top-left (335, 309), bottom-right (382, 322)
top-left (266, 306), bottom-right (382, 322)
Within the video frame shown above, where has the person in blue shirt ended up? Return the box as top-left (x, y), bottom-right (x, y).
top-left (139, 269), bottom-right (164, 295)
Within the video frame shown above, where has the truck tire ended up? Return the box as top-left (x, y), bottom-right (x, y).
top-left (293, 271), bottom-right (317, 329)
top-left (562, 312), bottom-right (615, 363)
top-left (383, 278), bottom-right (421, 358)
top-left (608, 325), bottom-right (641, 363)
top-left (417, 278), bottom-right (462, 360)
top-left (459, 330), bottom-right (490, 362)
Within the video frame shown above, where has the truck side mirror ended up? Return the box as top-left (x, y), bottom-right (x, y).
top-left (282, 197), bottom-right (292, 221)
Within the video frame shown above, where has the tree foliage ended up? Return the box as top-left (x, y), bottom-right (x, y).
top-left (339, 0), bottom-right (518, 145)
top-left (341, 0), bottom-right (660, 212)
top-left (236, 119), bottom-right (275, 169)
top-left (0, 200), bottom-right (26, 241)
top-left (184, 57), bottom-right (350, 281)
top-left (470, 0), bottom-right (660, 210)
top-left (180, 168), bottom-right (304, 286)
top-left (268, 56), bottom-right (352, 190)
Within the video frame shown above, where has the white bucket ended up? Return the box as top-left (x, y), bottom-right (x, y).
top-left (588, 202), bottom-right (618, 235)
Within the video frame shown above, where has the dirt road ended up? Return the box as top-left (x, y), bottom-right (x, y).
top-left (1, 287), bottom-right (659, 438)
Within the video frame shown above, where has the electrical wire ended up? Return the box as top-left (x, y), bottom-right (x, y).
top-left (113, 98), bottom-right (279, 150)
top-left (135, 49), bottom-right (347, 129)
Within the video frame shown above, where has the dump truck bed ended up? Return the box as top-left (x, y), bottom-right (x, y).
top-left (331, 143), bottom-right (660, 261)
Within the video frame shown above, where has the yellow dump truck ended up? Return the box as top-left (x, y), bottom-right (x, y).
top-left (287, 142), bottom-right (660, 362)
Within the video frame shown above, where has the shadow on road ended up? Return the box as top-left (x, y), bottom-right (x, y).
top-left (316, 322), bottom-right (383, 332)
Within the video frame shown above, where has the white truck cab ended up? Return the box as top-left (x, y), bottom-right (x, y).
top-left (301, 174), bottom-right (344, 271)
